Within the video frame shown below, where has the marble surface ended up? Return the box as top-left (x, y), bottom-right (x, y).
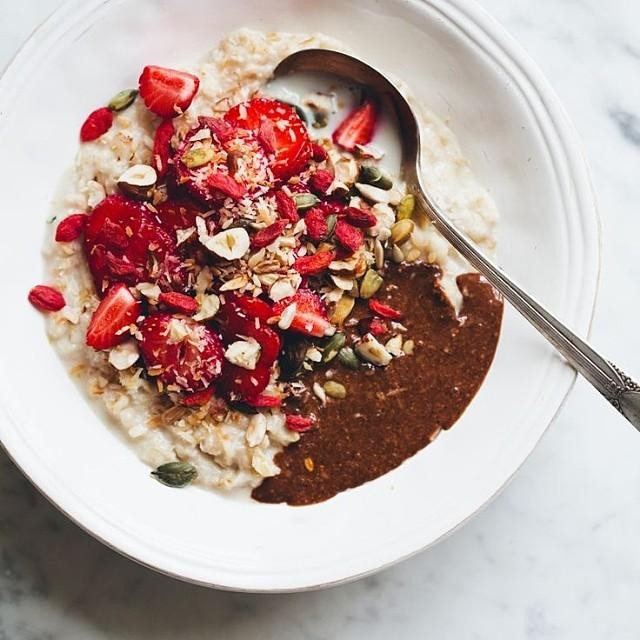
top-left (2, 0), bottom-right (640, 637)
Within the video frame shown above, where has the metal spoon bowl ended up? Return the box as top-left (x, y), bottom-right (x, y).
top-left (273, 49), bottom-right (640, 429)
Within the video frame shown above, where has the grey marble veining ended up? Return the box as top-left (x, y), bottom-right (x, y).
top-left (2, 0), bottom-right (640, 638)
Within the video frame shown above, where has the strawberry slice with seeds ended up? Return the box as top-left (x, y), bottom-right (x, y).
top-left (152, 119), bottom-right (175, 178)
top-left (217, 363), bottom-right (271, 403)
top-left (55, 213), bottom-right (87, 242)
top-left (138, 65), bottom-right (200, 118)
top-left (80, 107), bottom-right (114, 142)
top-left (138, 314), bottom-right (224, 393)
top-left (294, 250), bottom-right (335, 275)
top-left (28, 285), bottom-right (65, 312)
top-left (225, 98), bottom-right (311, 180)
top-left (332, 99), bottom-right (377, 152)
top-left (368, 298), bottom-right (403, 320)
top-left (84, 195), bottom-right (185, 294)
top-left (154, 198), bottom-right (202, 236)
top-left (272, 289), bottom-right (332, 338)
top-left (86, 283), bottom-right (140, 350)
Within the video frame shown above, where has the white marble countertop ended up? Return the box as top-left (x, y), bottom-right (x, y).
top-left (2, 0), bottom-right (640, 637)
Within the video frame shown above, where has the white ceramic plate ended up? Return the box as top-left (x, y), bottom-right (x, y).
top-left (0, 0), bottom-right (599, 591)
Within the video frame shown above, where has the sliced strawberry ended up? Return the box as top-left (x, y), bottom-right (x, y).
top-left (86, 283), bottom-right (140, 350)
top-left (181, 387), bottom-right (214, 407)
top-left (138, 65), bottom-right (200, 118)
top-left (332, 99), bottom-right (377, 152)
top-left (80, 107), bottom-right (113, 142)
top-left (138, 314), bottom-right (224, 393)
top-left (158, 291), bottom-right (198, 315)
top-left (334, 220), bottom-right (364, 254)
top-left (224, 294), bottom-right (273, 324)
top-left (153, 198), bottom-right (202, 236)
top-left (294, 250), bottom-right (335, 275)
top-left (272, 289), bottom-right (332, 338)
top-left (251, 219), bottom-right (288, 249)
top-left (225, 98), bottom-right (311, 180)
top-left (285, 414), bottom-right (316, 432)
top-left (152, 119), bottom-right (175, 179)
top-left (55, 213), bottom-right (87, 242)
top-left (216, 298), bottom-right (281, 366)
top-left (368, 299), bottom-right (403, 320)
top-left (217, 362), bottom-right (271, 403)
top-left (274, 190), bottom-right (299, 223)
top-left (28, 285), bottom-right (65, 312)
top-left (84, 195), bottom-right (185, 294)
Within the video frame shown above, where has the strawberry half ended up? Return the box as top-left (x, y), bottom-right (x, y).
top-left (225, 98), bottom-right (311, 180)
top-left (84, 195), bottom-right (185, 294)
top-left (332, 99), bottom-right (377, 152)
top-left (272, 289), bottom-right (332, 338)
top-left (138, 65), bottom-right (200, 118)
top-left (86, 283), bottom-right (141, 350)
top-left (138, 314), bottom-right (224, 393)
top-left (216, 296), bottom-right (281, 401)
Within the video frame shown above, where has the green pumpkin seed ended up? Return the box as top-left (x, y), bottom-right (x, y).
top-left (337, 346), bottom-right (360, 370)
top-left (108, 89), bottom-right (138, 112)
top-left (182, 146), bottom-right (216, 169)
top-left (396, 194), bottom-right (415, 220)
top-left (358, 165), bottom-right (393, 191)
top-left (292, 192), bottom-right (320, 212)
top-left (321, 332), bottom-right (346, 363)
top-left (359, 269), bottom-right (384, 299)
top-left (151, 461), bottom-right (198, 488)
top-left (390, 219), bottom-right (415, 245)
top-left (324, 380), bottom-right (347, 399)
top-left (325, 214), bottom-right (337, 239)
top-left (330, 295), bottom-right (355, 326)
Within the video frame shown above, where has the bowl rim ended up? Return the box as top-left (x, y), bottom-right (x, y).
top-left (0, 0), bottom-right (601, 592)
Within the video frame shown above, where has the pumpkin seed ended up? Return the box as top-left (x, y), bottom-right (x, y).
top-left (331, 295), bottom-right (355, 325)
top-left (151, 461), bottom-right (198, 488)
top-left (108, 88), bottom-right (138, 112)
top-left (182, 146), bottom-right (216, 169)
top-left (391, 244), bottom-right (405, 263)
top-left (390, 219), bottom-right (415, 245)
top-left (321, 332), bottom-right (346, 363)
top-left (292, 192), bottom-right (320, 212)
top-left (323, 380), bottom-right (347, 399)
top-left (337, 346), bottom-right (360, 370)
top-left (396, 194), bottom-right (416, 220)
top-left (358, 165), bottom-right (393, 190)
top-left (325, 214), bottom-right (337, 239)
top-left (359, 269), bottom-right (384, 299)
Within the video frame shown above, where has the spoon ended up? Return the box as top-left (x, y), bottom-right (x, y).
top-left (273, 49), bottom-right (640, 429)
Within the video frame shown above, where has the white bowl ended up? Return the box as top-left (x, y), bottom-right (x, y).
top-left (0, 0), bottom-right (599, 591)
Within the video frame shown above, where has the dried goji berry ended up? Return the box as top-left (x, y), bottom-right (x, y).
top-left (80, 107), bottom-right (114, 142)
top-left (28, 285), bottom-right (65, 312)
top-left (251, 219), bottom-right (288, 249)
top-left (153, 119), bottom-right (175, 178)
top-left (304, 207), bottom-right (328, 242)
top-left (247, 394), bottom-right (282, 408)
top-left (345, 207), bottom-right (377, 228)
top-left (55, 213), bottom-right (87, 242)
top-left (294, 250), bottom-right (336, 275)
top-left (334, 220), bottom-right (363, 254)
top-left (274, 190), bottom-right (299, 223)
top-left (357, 316), bottom-right (388, 337)
top-left (285, 414), bottom-right (316, 432)
top-left (181, 387), bottom-right (214, 406)
top-left (309, 169), bottom-right (334, 195)
top-left (368, 298), bottom-right (404, 320)
top-left (158, 291), bottom-right (199, 315)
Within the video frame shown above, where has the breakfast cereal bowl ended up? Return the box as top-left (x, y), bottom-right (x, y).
top-left (0, 0), bottom-right (599, 591)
